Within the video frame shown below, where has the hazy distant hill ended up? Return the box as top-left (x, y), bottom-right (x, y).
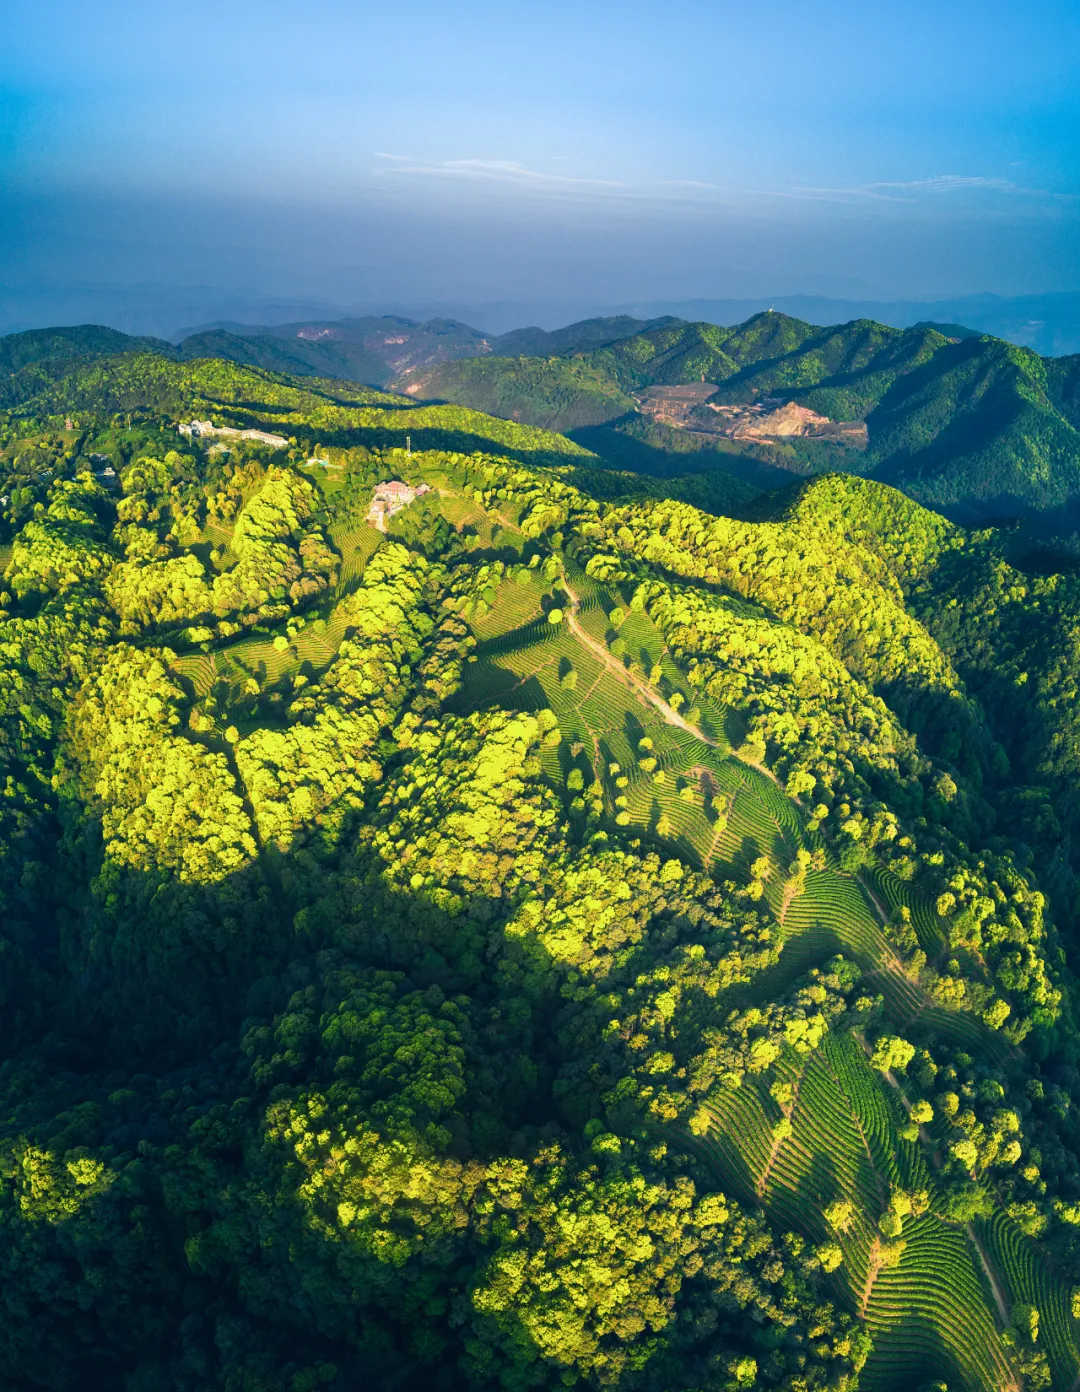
top-left (175, 329), bottom-right (393, 385)
top-left (404, 313), bottom-right (947, 426)
top-left (490, 314), bottom-right (681, 357)
top-left (614, 291), bottom-right (1080, 357)
top-left (911, 320), bottom-right (985, 341)
top-left (172, 314), bottom-right (674, 387)
top-left (175, 315), bottom-right (493, 386)
top-left (399, 354), bottom-right (640, 430)
top-left (8, 310), bottom-right (1080, 529)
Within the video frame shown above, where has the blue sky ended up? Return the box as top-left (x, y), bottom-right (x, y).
top-left (3, 0), bottom-right (1080, 325)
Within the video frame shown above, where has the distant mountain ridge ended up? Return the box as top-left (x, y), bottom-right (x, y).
top-left (400, 312), bottom-right (949, 434)
top-left (403, 312), bottom-right (1080, 527)
top-left (174, 315), bottom-right (494, 386)
top-left (172, 313), bottom-right (677, 384)
top-left (0, 313), bottom-right (676, 404)
top-left (605, 291), bottom-right (1080, 358)
top-left (490, 315), bottom-right (682, 357)
top-left (6, 310), bottom-right (1080, 532)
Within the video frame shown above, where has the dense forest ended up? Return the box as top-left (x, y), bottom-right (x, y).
top-left (2, 339), bottom-right (1080, 1390)
top-left (402, 314), bottom-right (1080, 531)
top-left (16, 312), bottom-right (1080, 535)
top-left (0, 315), bottom-right (661, 405)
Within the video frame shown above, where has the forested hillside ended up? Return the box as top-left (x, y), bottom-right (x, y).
top-left (176, 315), bottom-right (496, 387)
top-left (403, 314), bottom-right (951, 424)
top-left (1, 349), bottom-right (1080, 1389)
top-left (489, 314), bottom-right (681, 357)
top-left (404, 313), bottom-right (1080, 528)
top-left (0, 314), bottom-right (497, 403)
top-left (0, 325), bottom-right (177, 408)
top-left (9, 312), bottom-right (1080, 529)
top-left (400, 353), bottom-right (640, 429)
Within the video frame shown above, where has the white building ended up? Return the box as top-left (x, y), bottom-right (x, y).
top-left (179, 420), bottom-right (288, 448)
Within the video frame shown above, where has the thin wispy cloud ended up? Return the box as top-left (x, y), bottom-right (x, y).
top-left (374, 157), bottom-right (626, 190)
top-left (868, 174), bottom-right (1020, 194)
top-left (368, 155), bottom-right (1076, 226)
top-left (776, 174), bottom-right (1038, 204)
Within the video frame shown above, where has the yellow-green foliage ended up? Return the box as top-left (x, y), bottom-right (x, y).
top-left (236, 710), bottom-right (383, 852)
top-left (106, 550), bottom-right (213, 632)
top-left (781, 473), bottom-right (956, 586)
top-left (630, 574), bottom-right (925, 837)
top-left (469, 1153), bottom-right (725, 1381)
top-left (368, 709), bottom-right (561, 906)
top-left (234, 545), bottom-right (433, 850)
top-left (5, 479), bottom-right (114, 597)
top-left (253, 969), bottom-right (477, 1261)
top-left (244, 943), bottom-right (864, 1389)
top-left (4, 1144), bottom-right (115, 1225)
top-left (2, 348), bottom-right (1080, 1392)
top-left (64, 644), bottom-right (255, 882)
top-left (470, 458), bottom-right (601, 536)
top-left (213, 467), bottom-right (336, 613)
top-left (107, 465), bottom-right (336, 634)
top-left (580, 509), bottom-right (1061, 1042)
top-left (593, 496), bottom-right (962, 709)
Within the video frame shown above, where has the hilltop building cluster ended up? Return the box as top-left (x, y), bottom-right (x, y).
top-left (366, 479), bottom-right (431, 531)
top-left (179, 420), bottom-right (289, 448)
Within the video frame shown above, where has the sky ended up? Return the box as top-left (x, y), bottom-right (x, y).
top-left (2, 0), bottom-right (1080, 332)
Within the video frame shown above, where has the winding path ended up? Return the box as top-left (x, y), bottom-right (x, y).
top-left (560, 576), bottom-right (719, 747)
top-left (860, 1039), bottom-right (1015, 1335)
top-left (559, 567), bottom-right (1024, 1367)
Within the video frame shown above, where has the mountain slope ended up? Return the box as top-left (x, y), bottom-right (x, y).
top-left (0, 323), bottom-right (173, 374)
top-left (400, 353), bottom-right (639, 430)
top-left (490, 314), bottom-right (682, 357)
top-left (406, 313), bottom-right (947, 426)
top-left (176, 328), bottom-right (392, 384)
top-left (175, 314), bottom-right (493, 386)
top-left (701, 318), bottom-right (948, 419)
top-left (2, 352), bottom-right (592, 473)
top-left (867, 337), bottom-right (1080, 517)
top-left (18, 313), bottom-right (1080, 529)
top-left (0, 380), bottom-right (1077, 1387)
top-left (405, 312), bottom-right (1080, 527)
top-left (2, 349), bottom-right (1080, 1386)
top-left (0, 323), bottom-right (175, 407)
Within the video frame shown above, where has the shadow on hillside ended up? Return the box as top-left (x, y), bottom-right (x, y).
top-left (0, 779), bottom-right (616, 1387)
top-left (860, 1316), bottom-right (970, 1392)
top-left (298, 421), bottom-right (582, 471)
top-left (447, 668), bottom-right (549, 720)
top-left (567, 417), bottom-right (805, 490)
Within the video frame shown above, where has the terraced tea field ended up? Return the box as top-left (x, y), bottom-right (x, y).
top-left (862, 1213), bottom-right (1016, 1392)
top-left (329, 516), bottom-right (383, 592)
top-left (979, 1210), bottom-right (1080, 1389)
top-left (698, 1030), bottom-right (1022, 1391)
top-left (163, 472), bottom-right (1079, 1391)
top-left (448, 539), bottom-right (1079, 1391)
top-left (173, 538), bottom-right (385, 699)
